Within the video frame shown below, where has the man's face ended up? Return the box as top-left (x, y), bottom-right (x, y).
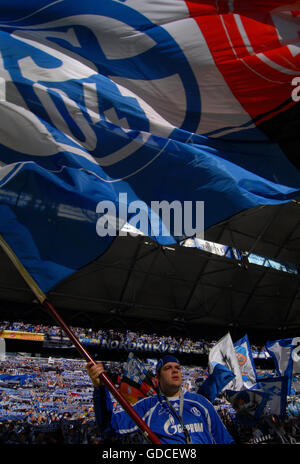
top-left (157, 362), bottom-right (183, 396)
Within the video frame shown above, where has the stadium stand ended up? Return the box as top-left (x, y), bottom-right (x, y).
top-left (1, 321), bottom-right (300, 445)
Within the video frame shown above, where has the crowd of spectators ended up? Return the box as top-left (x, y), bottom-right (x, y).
top-left (0, 356), bottom-right (100, 444)
top-left (0, 353), bottom-right (300, 445)
top-left (0, 320), bottom-right (267, 357)
top-left (1, 320), bottom-right (299, 445)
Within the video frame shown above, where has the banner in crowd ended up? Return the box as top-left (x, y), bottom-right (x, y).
top-left (252, 376), bottom-right (289, 418)
top-left (0, 413), bottom-right (26, 421)
top-left (123, 352), bottom-right (153, 386)
top-left (208, 333), bottom-right (244, 392)
top-left (226, 376), bottom-right (288, 423)
top-left (0, 1), bottom-right (299, 293)
top-left (78, 336), bottom-right (204, 355)
top-left (0, 330), bottom-right (44, 342)
top-left (265, 337), bottom-right (300, 394)
top-left (119, 352), bottom-right (156, 404)
top-left (234, 334), bottom-right (257, 389)
top-left (0, 373), bottom-right (37, 385)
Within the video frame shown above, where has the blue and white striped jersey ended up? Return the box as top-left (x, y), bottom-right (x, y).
top-left (93, 387), bottom-right (234, 444)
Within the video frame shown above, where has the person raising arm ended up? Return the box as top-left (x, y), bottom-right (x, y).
top-left (86, 355), bottom-right (234, 444)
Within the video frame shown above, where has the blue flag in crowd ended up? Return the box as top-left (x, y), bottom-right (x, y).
top-left (197, 363), bottom-right (235, 403)
top-left (251, 376), bottom-right (289, 418)
top-left (265, 338), bottom-right (300, 395)
top-left (226, 376), bottom-right (288, 423)
top-left (0, 1), bottom-right (299, 291)
top-left (0, 413), bottom-right (26, 421)
top-left (234, 335), bottom-right (257, 389)
top-left (0, 373), bottom-right (36, 385)
top-left (120, 352), bottom-right (156, 403)
top-left (123, 352), bottom-right (150, 386)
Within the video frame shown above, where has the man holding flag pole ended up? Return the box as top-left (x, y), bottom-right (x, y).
top-left (86, 355), bottom-right (234, 444)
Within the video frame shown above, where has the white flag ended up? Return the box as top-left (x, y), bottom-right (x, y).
top-left (209, 333), bottom-right (244, 391)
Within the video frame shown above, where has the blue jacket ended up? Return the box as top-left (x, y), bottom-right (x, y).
top-left (93, 387), bottom-right (234, 444)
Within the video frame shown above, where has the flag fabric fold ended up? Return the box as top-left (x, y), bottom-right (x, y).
top-left (265, 337), bottom-right (300, 394)
top-left (226, 376), bottom-right (288, 423)
top-left (119, 352), bottom-right (156, 404)
top-left (234, 334), bottom-right (257, 389)
top-left (208, 332), bottom-right (244, 392)
top-left (0, 0), bottom-right (299, 291)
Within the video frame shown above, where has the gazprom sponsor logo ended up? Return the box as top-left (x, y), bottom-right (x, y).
top-left (164, 417), bottom-right (203, 436)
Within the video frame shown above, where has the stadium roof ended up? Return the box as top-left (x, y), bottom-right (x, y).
top-left (0, 199), bottom-right (300, 341)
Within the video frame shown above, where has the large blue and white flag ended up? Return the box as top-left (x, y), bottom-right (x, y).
top-left (0, 1), bottom-right (299, 292)
top-left (208, 333), bottom-right (244, 392)
top-left (265, 337), bottom-right (300, 394)
top-left (226, 376), bottom-right (288, 423)
top-left (234, 334), bottom-right (257, 389)
top-left (251, 376), bottom-right (289, 418)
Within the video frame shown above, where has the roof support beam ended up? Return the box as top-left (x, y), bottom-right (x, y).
top-left (281, 279), bottom-right (300, 328)
top-left (181, 223), bottom-right (229, 316)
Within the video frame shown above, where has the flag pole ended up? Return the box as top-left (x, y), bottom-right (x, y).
top-left (0, 235), bottom-right (161, 444)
